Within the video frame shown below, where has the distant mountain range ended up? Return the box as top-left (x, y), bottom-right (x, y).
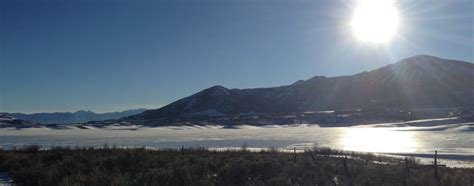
top-left (2, 109), bottom-right (146, 124)
top-left (125, 55), bottom-right (474, 122)
top-left (0, 114), bottom-right (38, 127)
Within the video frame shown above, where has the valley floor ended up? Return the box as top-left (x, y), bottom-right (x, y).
top-left (0, 147), bottom-right (473, 186)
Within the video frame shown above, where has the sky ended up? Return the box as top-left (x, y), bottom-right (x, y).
top-left (1, 0), bottom-right (473, 113)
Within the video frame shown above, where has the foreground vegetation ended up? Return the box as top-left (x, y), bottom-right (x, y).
top-left (0, 146), bottom-right (473, 186)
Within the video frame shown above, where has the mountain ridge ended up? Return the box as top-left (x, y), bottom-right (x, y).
top-left (125, 55), bottom-right (474, 122)
top-left (3, 109), bottom-right (147, 124)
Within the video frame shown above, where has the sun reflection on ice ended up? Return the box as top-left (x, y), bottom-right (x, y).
top-left (341, 128), bottom-right (419, 153)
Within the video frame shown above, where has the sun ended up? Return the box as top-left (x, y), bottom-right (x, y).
top-left (351, 0), bottom-right (400, 43)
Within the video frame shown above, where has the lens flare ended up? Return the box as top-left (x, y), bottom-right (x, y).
top-left (351, 0), bottom-right (400, 43)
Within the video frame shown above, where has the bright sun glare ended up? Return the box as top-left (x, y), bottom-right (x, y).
top-left (351, 0), bottom-right (400, 43)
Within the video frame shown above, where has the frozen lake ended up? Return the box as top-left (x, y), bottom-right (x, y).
top-left (2, 120), bottom-right (474, 167)
top-left (1, 121), bottom-right (473, 155)
top-left (4, 121), bottom-right (473, 167)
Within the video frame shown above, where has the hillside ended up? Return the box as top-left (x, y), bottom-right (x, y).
top-left (125, 55), bottom-right (474, 122)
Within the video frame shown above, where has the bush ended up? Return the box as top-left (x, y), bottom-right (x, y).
top-left (0, 147), bottom-right (472, 185)
top-left (20, 145), bottom-right (41, 153)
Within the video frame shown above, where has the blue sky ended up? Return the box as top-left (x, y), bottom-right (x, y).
top-left (1, 0), bottom-right (473, 113)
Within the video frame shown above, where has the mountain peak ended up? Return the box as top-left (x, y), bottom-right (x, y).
top-left (74, 110), bottom-right (95, 114)
top-left (199, 85), bottom-right (231, 96)
top-left (206, 85), bottom-right (228, 91)
top-left (402, 55), bottom-right (441, 61)
top-left (308, 75), bottom-right (328, 81)
top-left (395, 55), bottom-right (448, 67)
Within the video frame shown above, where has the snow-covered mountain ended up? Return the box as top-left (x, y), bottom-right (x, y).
top-left (3, 109), bottom-right (146, 124)
top-left (125, 55), bottom-right (474, 122)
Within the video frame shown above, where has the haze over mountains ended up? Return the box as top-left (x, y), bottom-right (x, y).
top-left (3, 109), bottom-right (146, 124)
top-left (125, 55), bottom-right (474, 122)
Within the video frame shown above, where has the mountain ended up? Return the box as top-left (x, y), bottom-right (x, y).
top-left (3, 109), bottom-right (146, 124)
top-left (125, 55), bottom-right (474, 122)
top-left (0, 114), bottom-right (38, 127)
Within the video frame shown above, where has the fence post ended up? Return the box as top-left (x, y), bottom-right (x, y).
top-left (343, 156), bottom-right (349, 177)
top-left (343, 155), bottom-right (352, 185)
top-left (403, 157), bottom-right (410, 186)
top-left (294, 147), bottom-right (297, 163)
top-left (434, 150), bottom-right (438, 181)
top-left (404, 157), bottom-right (410, 177)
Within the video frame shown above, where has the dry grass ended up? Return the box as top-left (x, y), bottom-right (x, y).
top-left (0, 145), bottom-right (472, 186)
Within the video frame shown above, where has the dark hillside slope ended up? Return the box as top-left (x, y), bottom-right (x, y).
top-left (126, 55), bottom-right (474, 121)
